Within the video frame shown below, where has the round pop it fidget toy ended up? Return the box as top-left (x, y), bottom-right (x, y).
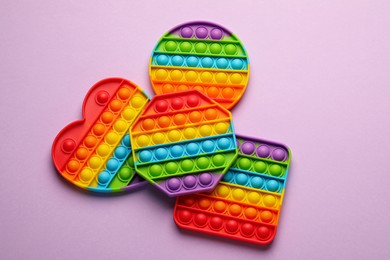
top-left (130, 89), bottom-right (238, 197)
top-left (149, 21), bottom-right (250, 110)
top-left (52, 78), bottom-right (150, 193)
top-left (174, 134), bottom-right (291, 245)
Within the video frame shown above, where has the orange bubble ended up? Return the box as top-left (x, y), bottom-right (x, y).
top-left (177, 84), bottom-right (189, 91)
top-left (207, 87), bottom-right (219, 98)
top-left (118, 87), bottom-right (131, 100)
top-left (76, 148), bottom-right (89, 160)
top-left (67, 160), bottom-right (79, 173)
top-left (101, 111), bottom-right (114, 124)
top-left (109, 100), bottom-right (122, 112)
top-left (158, 116), bottom-right (171, 128)
top-left (189, 111), bottom-right (202, 123)
top-left (92, 123), bottom-right (105, 136)
top-left (222, 87), bottom-right (235, 98)
top-left (142, 118), bottom-right (155, 130)
top-left (173, 114), bottom-right (187, 125)
top-left (84, 135), bottom-right (97, 148)
top-left (162, 84), bottom-right (175, 93)
top-left (194, 86), bottom-right (203, 92)
top-left (204, 108), bottom-right (218, 120)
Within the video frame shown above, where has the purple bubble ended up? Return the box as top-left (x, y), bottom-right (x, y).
top-left (210, 28), bottom-right (223, 40)
top-left (195, 27), bottom-right (208, 39)
top-left (272, 148), bottom-right (286, 161)
top-left (256, 145), bottom-right (270, 158)
top-left (183, 175), bottom-right (197, 189)
top-left (180, 26), bottom-right (193, 38)
top-left (167, 178), bottom-right (181, 191)
top-left (199, 173), bottom-right (213, 186)
top-left (241, 141), bottom-right (255, 155)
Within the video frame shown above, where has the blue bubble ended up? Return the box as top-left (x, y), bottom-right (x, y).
top-left (106, 158), bottom-right (119, 172)
top-left (170, 145), bottom-right (184, 158)
top-left (122, 134), bottom-right (131, 148)
top-left (114, 146), bottom-right (127, 160)
top-left (156, 55), bottom-right (169, 65)
top-left (266, 180), bottom-right (280, 192)
top-left (216, 58), bottom-right (228, 69)
top-left (186, 56), bottom-right (199, 67)
top-left (201, 57), bottom-right (213, 68)
top-left (202, 140), bottom-right (215, 153)
top-left (139, 150), bottom-right (153, 162)
top-left (98, 171), bottom-right (110, 184)
top-left (231, 59), bottom-right (244, 70)
top-left (186, 142), bottom-right (199, 155)
top-left (217, 137), bottom-right (231, 150)
top-left (155, 148), bottom-right (168, 160)
top-left (251, 176), bottom-right (264, 188)
top-left (171, 55), bottom-right (184, 66)
top-left (235, 173), bottom-right (248, 185)
top-left (222, 171), bottom-right (234, 182)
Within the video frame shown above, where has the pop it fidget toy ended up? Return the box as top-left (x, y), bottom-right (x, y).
top-left (150, 21), bottom-right (250, 110)
top-left (52, 78), bottom-right (150, 193)
top-left (130, 89), bottom-right (238, 197)
top-left (174, 135), bottom-right (291, 245)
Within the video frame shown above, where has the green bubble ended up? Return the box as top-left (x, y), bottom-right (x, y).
top-left (118, 167), bottom-right (132, 181)
top-left (212, 154), bottom-right (225, 167)
top-left (238, 158), bottom-right (252, 170)
top-left (224, 44), bottom-right (237, 55)
top-left (254, 161), bottom-right (267, 173)
top-left (149, 164), bottom-right (163, 177)
top-left (126, 156), bottom-right (135, 168)
top-left (269, 164), bottom-right (283, 176)
top-left (209, 43), bottom-right (222, 54)
top-left (180, 42), bottom-right (192, 52)
top-left (196, 157), bottom-right (210, 169)
top-left (195, 42), bottom-right (207, 53)
top-left (165, 162), bottom-right (179, 174)
top-left (181, 159), bottom-right (194, 171)
top-left (165, 41), bottom-right (177, 51)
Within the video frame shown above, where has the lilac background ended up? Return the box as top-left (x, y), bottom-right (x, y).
top-left (1, 1), bottom-right (390, 259)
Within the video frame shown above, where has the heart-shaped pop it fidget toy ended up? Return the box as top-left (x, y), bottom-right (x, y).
top-left (130, 90), bottom-right (238, 197)
top-left (174, 135), bottom-right (291, 245)
top-left (52, 78), bottom-right (150, 193)
top-left (149, 21), bottom-right (250, 110)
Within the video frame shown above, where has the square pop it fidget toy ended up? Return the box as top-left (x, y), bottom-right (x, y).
top-left (130, 89), bottom-right (238, 197)
top-left (174, 135), bottom-right (291, 245)
top-left (52, 78), bottom-right (149, 193)
top-left (150, 21), bottom-right (250, 110)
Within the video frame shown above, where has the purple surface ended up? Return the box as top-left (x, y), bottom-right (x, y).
top-left (1, 1), bottom-right (390, 259)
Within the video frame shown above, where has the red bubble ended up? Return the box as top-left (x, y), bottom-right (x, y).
top-left (194, 213), bottom-right (208, 227)
top-left (96, 91), bottom-right (109, 105)
top-left (186, 95), bottom-right (200, 107)
top-left (62, 139), bottom-right (75, 153)
top-left (171, 97), bottom-right (184, 110)
top-left (209, 216), bottom-right (223, 230)
top-left (155, 100), bottom-right (169, 112)
top-left (225, 220), bottom-right (239, 233)
top-left (177, 210), bottom-right (192, 224)
top-left (257, 226), bottom-right (271, 240)
top-left (241, 223), bottom-right (255, 237)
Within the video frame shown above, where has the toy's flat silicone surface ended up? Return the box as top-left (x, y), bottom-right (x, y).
top-left (149, 21), bottom-right (250, 110)
top-left (52, 78), bottom-right (149, 193)
top-left (174, 135), bottom-right (291, 245)
top-left (130, 90), bottom-right (238, 197)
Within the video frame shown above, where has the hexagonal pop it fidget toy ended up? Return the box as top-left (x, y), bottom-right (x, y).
top-left (150, 21), bottom-right (250, 110)
top-left (52, 78), bottom-right (150, 193)
top-left (130, 89), bottom-right (238, 197)
top-left (174, 135), bottom-right (291, 245)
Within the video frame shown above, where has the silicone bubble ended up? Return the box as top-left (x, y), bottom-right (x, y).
top-left (52, 78), bottom-right (150, 193)
top-left (149, 21), bottom-right (250, 110)
top-left (174, 134), bottom-right (291, 245)
top-left (130, 90), bottom-right (238, 197)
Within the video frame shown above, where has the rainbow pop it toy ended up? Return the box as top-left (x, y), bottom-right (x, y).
top-left (174, 135), bottom-right (291, 245)
top-left (130, 90), bottom-right (238, 197)
top-left (149, 21), bottom-right (250, 110)
top-left (52, 78), bottom-right (149, 193)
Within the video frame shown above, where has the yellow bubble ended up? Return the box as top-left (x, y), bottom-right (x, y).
top-left (97, 144), bottom-right (110, 157)
top-left (183, 127), bottom-right (197, 139)
top-left (247, 191), bottom-right (261, 204)
top-left (131, 95), bottom-right (145, 108)
top-left (79, 168), bottom-right (93, 182)
top-left (263, 195), bottom-right (277, 207)
top-left (170, 70), bottom-right (183, 81)
top-left (215, 122), bottom-right (229, 134)
top-left (155, 69), bottom-right (168, 80)
top-left (215, 72), bottom-right (227, 83)
top-left (230, 73), bottom-right (243, 84)
top-left (152, 132), bottom-right (165, 144)
top-left (105, 131), bottom-right (119, 145)
top-left (168, 130), bottom-right (181, 142)
top-left (232, 188), bottom-right (245, 201)
top-left (200, 71), bottom-right (213, 82)
top-left (89, 156), bottom-right (102, 169)
top-left (216, 185), bottom-right (230, 198)
top-left (186, 71), bottom-right (198, 82)
top-left (114, 119), bottom-right (128, 133)
top-left (199, 125), bottom-right (212, 137)
top-left (137, 135), bottom-right (150, 147)
top-left (122, 108), bottom-right (136, 121)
